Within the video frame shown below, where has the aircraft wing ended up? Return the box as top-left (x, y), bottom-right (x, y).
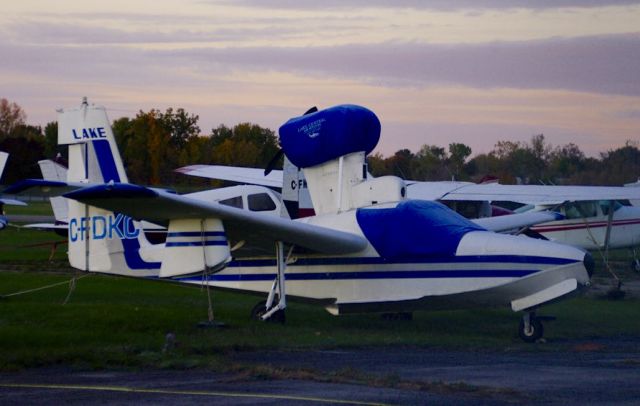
top-left (407, 182), bottom-right (640, 205)
top-left (0, 197), bottom-right (26, 206)
top-left (64, 183), bottom-right (367, 255)
top-left (472, 211), bottom-right (563, 233)
top-left (22, 223), bottom-right (68, 231)
top-left (3, 179), bottom-right (87, 197)
top-left (175, 165), bottom-right (284, 188)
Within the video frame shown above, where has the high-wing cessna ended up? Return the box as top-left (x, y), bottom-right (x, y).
top-left (8, 100), bottom-right (596, 342)
top-left (179, 146), bottom-right (640, 270)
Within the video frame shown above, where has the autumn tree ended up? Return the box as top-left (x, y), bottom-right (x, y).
top-left (0, 98), bottom-right (27, 139)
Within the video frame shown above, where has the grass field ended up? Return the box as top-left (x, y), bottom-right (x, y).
top-left (1, 267), bottom-right (639, 372)
top-left (4, 201), bottom-right (54, 217)
top-left (1, 223), bottom-right (639, 373)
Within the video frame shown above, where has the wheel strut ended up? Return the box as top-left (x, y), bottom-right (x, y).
top-left (261, 241), bottom-right (287, 321)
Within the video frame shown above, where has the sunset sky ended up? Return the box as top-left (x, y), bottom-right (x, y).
top-left (1, 1), bottom-right (639, 157)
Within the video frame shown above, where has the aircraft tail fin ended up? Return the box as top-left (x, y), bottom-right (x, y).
top-left (0, 151), bottom-right (8, 183)
top-left (59, 100), bottom-right (160, 277)
top-left (38, 159), bottom-right (69, 223)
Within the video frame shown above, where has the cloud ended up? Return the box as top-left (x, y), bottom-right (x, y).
top-left (172, 33), bottom-right (640, 96)
top-left (4, 20), bottom-right (303, 45)
top-left (214, 0), bottom-right (640, 11)
top-left (2, 32), bottom-right (639, 97)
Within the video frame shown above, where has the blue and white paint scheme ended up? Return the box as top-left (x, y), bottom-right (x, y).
top-left (28, 100), bottom-right (594, 341)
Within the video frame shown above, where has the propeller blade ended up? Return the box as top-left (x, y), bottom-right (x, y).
top-left (303, 106), bottom-right (318, 115)
top-left (264, 149), bottom-right (284, 176)
top-left (264, 107), bottom-right (317, 175)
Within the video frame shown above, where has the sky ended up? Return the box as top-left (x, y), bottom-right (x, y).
top-left (1, 0), bottom-right (639, 157)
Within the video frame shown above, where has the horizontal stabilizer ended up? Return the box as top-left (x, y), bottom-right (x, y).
top-left (0, 198), bottom-right (27, 206)
top-left (4, 179), bottom-right (86, 197)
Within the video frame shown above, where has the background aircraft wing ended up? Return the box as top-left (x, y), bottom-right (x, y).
top-left (21, 223), bottom-right (68, 231)
top-left (64, 183), bottom-right (367, 255)
top-left (472, 211), bottom-right (563, 233)
top-left (408, 182), bottom-right (640, 205)
top-left (4, 179), bottom-right (89, 197)
top-left (175, 165), bottom-right (284, 188)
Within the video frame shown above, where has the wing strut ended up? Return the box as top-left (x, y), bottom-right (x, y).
top-left (261, 241), bottom-right (288, 320)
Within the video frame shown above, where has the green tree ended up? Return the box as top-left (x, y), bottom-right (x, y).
top-left (209, 123), bottom-right (279, 168)
top-left (448, 142), bottom-right (472, 180)
top-left (411, 144), bottom-right (447, 181)
top-left (43, 121), bottom-right (59, 159)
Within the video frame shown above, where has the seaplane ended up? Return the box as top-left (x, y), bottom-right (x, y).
top-left (7, 100), bottom-right (597, 342)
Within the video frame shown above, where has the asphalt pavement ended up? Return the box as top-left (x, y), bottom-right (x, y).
top-left (2, 337), bottom-right (639, 405)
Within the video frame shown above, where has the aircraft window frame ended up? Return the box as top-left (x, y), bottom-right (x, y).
top-left (564, 201), bottom-right (598, 219)
top-left (247, 193), bottom-right (277, 212)
top-left (218, 196), bottom-right (243, 209)
top-left (599, 200), bottom-right (622, 216)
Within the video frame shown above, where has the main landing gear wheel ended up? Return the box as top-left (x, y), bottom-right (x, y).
top-left (518, 314), bottom-right (544, 343)
top-left (250, 300), bottom-right (286, 324)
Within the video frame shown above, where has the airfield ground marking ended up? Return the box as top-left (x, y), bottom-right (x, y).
top-left (0, 383), bottom-right (388, 406)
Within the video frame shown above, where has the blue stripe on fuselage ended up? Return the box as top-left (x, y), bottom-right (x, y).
top-left (176, 268), bottom-right (539, 283)
top-left (226, 255), bottom-right (577, 268)
top-left (166, 241), bottom-right (228, 247)
top-left (167, 231), bottom-right (226, 237)
top-left (173, 254), bottom-right (579, 283)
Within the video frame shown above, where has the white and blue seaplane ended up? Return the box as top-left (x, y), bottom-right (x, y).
top-left (9, 101), bottom-right (595, 342)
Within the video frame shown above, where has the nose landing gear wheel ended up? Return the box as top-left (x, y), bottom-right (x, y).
top-left (518, 315), bottom-right (544, 343)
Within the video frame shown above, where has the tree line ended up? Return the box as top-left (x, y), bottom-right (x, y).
top-left (1, 98), bottom-right (638, 187)
top-left (368, 134), bottom-right (640, 186)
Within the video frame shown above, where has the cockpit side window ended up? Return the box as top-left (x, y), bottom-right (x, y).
top-left (218, 196), bottom-right (243, 209)
top-left (564, 201), bottom-right (598, 219)
top-left (599, 200), bottom-right (622, 216)
top-left (248, 193), bottom-right (276, 212)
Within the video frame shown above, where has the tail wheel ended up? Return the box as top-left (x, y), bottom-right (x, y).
top-left (518, 317), bottom-right (544, 343)
top-left (250, 300), bottom-right (286, 324)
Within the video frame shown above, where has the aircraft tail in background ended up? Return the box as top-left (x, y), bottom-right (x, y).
top-left (38, 159), bottom-right (69, 224)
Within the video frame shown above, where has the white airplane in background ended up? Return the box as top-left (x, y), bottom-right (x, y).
top-left (0, 151), bottom-right (27, 229)
top-left (9, 100), bottom-right (596, 342)
top-left (179, 149), bottom-right (640, 271)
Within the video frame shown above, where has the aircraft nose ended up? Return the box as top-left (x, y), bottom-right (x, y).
top-left (583, 252), bottom-right (595, 278)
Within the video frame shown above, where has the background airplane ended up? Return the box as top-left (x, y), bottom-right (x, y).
top-left (0, 151), bottom-right (27, 229)
top-left (178, 152), bottom-right (640, 271)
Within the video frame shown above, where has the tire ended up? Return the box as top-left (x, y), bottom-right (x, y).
top-left (250, 300), bottom-right (286, 324)
top-left (518, 317), bottom-right (544, 343)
